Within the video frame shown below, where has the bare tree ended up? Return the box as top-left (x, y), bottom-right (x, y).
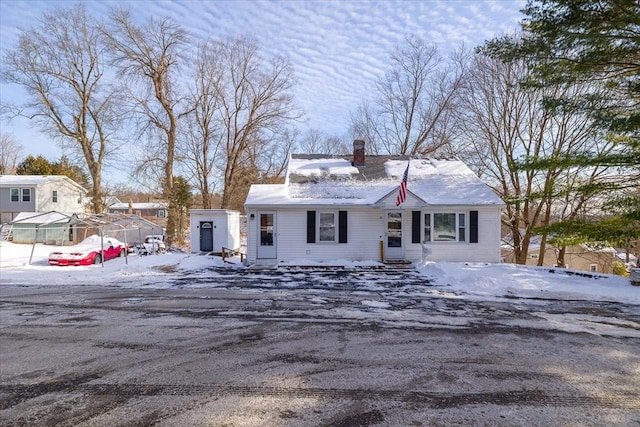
top-left (351, 36), bottom-right (467, 156)
top-left (181, 41), bottom-right (225, 209)
top-left (457, 49), bottom-right (615, 264)
top-left (0, 133), bottom-right (23, 175)
top-left (2, 5), bottom-right (122, 213)
top-left (103, 8), bottom-right (188, 245)
top-left (191, 36), bottom-right (298, 210)
top-left (296, 129), bottom-right (349, 155)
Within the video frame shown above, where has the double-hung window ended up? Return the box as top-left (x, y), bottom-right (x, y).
top-left (10, 188), bottom-right (31, 202)
top-left (52, 190), bottom-right (58, 203)
top-left (318, 212), bottom-right (336, 242)
top-left (423, 212), bottom-right (467, 242)
top-left (423, 213), bottom-right (431, 242)
top-left (458, 213), bottom-right (466, 241)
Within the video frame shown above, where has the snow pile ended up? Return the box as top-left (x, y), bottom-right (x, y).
top-left (417, 261), bottom-right (638, 304)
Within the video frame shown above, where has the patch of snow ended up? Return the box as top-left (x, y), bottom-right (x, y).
top-left (1, 241), bottom-right (638, 307)
top-left (287, 158), bottom-right (359, 177)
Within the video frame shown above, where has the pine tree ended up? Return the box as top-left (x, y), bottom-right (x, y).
top-left (486, 0), bottom-right (640, 244)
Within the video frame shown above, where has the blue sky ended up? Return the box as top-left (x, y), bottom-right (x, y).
top-left (1, 0), bottom-right (525, 177)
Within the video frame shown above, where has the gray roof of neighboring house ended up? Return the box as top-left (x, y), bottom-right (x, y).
top-left (0, 175), bottom-right (86, 192)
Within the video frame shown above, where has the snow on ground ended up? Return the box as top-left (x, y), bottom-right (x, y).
top-left (0, 240), bottom-right (637, 305)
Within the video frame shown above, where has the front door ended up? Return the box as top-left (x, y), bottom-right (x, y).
top-left (200, 221), bottom-right (213, 252)
top-left (386, 211), bottom-right (403, 260)
top-left (257, 212), bottom-right (276, 259)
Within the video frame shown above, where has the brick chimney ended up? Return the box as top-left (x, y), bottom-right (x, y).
top-left (353, 139), bottom-right (365, 166)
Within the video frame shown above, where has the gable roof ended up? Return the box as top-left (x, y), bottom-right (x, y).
top-left (0, 175), bottom-right (86, 192)
top-left (246, 154), bottom-right (504, 207)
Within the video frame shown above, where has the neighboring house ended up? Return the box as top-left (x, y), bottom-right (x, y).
top-left (501, 236), bottom-right (617, 273)
top-left (244, 140), bottom-right (505, 266)
top-left (108, 201), bottom-right (168, 227)
top-left (0, 175), bottom-right (87, 223)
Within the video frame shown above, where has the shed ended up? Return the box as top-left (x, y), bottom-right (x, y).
top-left (189, 209), bottom-right (241, 253)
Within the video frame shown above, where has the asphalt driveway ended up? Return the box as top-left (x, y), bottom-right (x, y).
top-left (1, 268), bottom-right (639, 426)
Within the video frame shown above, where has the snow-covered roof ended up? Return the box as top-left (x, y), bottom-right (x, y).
top-left (110, 202), bottom-right (167, 210)
top-left (246, 155), bottom-right (504, 207)
top-left (287, 157), bottom-right (360, 178)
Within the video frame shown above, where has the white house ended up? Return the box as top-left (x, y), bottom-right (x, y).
top-left (0, 175), bottom-right (87, 223)
top-left (244, 141), bottom-right (505, 266)
top-left (189, 209), bottom-right (241, 253)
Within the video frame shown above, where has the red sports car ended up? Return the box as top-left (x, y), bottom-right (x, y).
top-left (48, 235), bottom-right (128, 266)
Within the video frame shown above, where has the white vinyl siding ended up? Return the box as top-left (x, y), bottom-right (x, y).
top-left (245, 206), bottom-right (502, 265)
top-left (37, 180), bottom-right (85, 214)
top-left (418, 207), bottom-right (501, 263)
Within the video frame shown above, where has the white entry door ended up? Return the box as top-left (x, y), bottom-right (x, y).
top-left (257, 212), bottom-right (276, 259)
top-left (386, 211), bottom-right (403, 260)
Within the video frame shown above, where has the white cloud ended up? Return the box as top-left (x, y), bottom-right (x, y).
top-left (0, 0), bottom-right (525, 180)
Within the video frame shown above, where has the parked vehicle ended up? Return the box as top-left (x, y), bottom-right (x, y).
top-left (48, 235), bottom-right (128, 266)
top-left (135, 235), bottom-right (166, 256)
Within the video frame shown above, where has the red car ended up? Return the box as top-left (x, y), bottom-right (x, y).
top-left (48, 235), bottom-right (128, 266)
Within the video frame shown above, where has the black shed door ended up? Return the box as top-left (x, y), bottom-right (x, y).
top-left (200, 221), bottom-right (213, 252)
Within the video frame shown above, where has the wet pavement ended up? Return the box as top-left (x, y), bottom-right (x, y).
top-left (1, 268), bottom-right (639, 426)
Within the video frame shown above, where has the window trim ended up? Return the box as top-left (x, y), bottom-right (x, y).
top-left (10, 187), bottom-right (32, 202)
top-left (458, 213), bottom-right (466, 242)
top-left (317, 211), bottom-right (337, 243)
top-left (423, 211), bottom-right (468, 243)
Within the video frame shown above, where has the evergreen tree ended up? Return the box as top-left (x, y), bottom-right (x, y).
top-left (168, 176), bottom-right (192, 246)
top-left (486, 0), bottom-right (640, 243)
top-left (16, 155), bottom-right (55, 175)
top-left (16, 155), bottom-right (90, 188)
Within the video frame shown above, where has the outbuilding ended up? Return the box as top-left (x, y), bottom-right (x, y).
top-left (10, 211), bottom-right (79, 244)
top-left (189, 209), bottom-right (241, 253)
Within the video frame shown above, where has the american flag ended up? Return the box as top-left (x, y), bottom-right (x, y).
top-left (396, 162), bottom-right (409, 206)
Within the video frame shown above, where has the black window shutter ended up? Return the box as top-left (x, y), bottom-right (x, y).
top-left (470, 210), bottom-right (479, 243)
top-left (412, 211), bottom-right (421, 243)
top-left (338, 211), bottom-right (348, 243)
top-left (307, 211), bottom-right (316, 243)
